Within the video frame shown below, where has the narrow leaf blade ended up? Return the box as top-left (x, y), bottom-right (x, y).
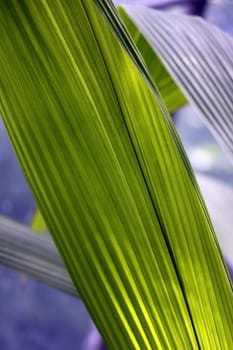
top-left (0, 216), bottom-right (77, 296)
top-left (120, 6), bottom-right (233, 157)
top-left (0, 1), bottom-right (232, 349)
top-left (118, 8), bottom-right (187, 113)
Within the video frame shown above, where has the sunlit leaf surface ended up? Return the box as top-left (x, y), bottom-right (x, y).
top-left (0, 1), bottom-right (232, 349)
top-left (118, 8), bottom-right (187, 113)
top-left (31, 208), bottom-right (47, 233)
top-left (2, 172), bottom-right (233, 301)
top-left (120, 6), bottom-right (233, 158)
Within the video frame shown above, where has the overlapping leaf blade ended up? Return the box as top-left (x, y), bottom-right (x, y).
top-left (0, 1), bottom-right (232, 349)
top-left (119, 6), bottom-right (233, 157)
top-left (31, 208), bottom-right (47, 233)
top-left (1, 172), bottom-right (233, 299)
top-left (117, 8), bottom-right (187, 113)
top-left (0, 216), bottom-right (77, 296)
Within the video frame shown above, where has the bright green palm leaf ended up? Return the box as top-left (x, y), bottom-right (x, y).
top-left (119, 6), bottom-right (233, 157)
top-left (1, 172), bottom-right (233, 300)
top-left (0, 1), bottom-right (232, 349)
top-left (117, 9), bottom-right (187, 113)
top-left (31, 208), bottom-right (47, 233)
top-left (95, 0), bottom-right (187, 113)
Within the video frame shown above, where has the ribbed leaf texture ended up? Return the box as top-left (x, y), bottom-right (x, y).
top-left (0, 216), bottom-right (77, 296)
top-left (0, 1), bottom-right (232, 349)
top-left (118, 9), bottom-right (187, 113)
top-left (1, 173), bottom-right (233, 299)
top-left (119, 6), bottom-right (233, 158)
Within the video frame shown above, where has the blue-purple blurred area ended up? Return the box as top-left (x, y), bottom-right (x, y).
top-left (0, 267), bottom-right (89, 350)
top-left (0, 1), bottom-right (232, 349)
top-left (0, 119), bottom-right (34, 225)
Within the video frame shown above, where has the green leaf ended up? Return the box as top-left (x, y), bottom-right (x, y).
top-left (1, 173), bottom-right (233, 300)
top-left (117, 7), bottom-right (187, 113)
top-left (119, 6), bottom-right (233, 158)
top-left (0, 1), bottom-right (232, 349)
top-left (31, 208), bottom-right (47, 233)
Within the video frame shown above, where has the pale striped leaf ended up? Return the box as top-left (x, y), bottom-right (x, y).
top-left (0, 216), bottom-right (77, 296)
top-left (119, 6), bottom-right (233, 157)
